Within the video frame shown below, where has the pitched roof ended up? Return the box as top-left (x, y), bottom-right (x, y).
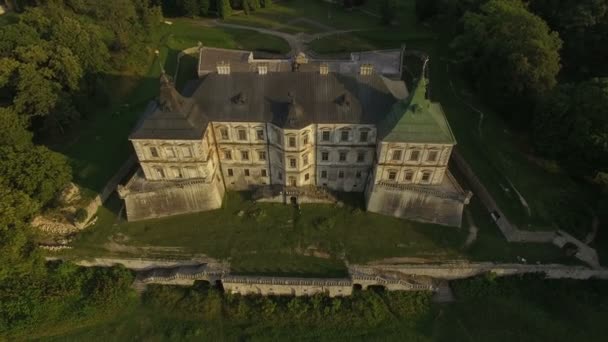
top-left (378, 76), bottom-right (456, 144)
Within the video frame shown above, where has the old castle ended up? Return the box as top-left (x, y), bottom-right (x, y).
top-left (118, 47), bottom-right (471, 226)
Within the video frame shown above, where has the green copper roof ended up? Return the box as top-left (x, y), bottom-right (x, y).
top-left (378, 77), bottom-right (456, 144)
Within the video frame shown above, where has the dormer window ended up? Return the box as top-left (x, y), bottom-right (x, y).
top-left (149, 147), bottom-right (159, 158)
top-left (360, 64), bottom-right (373, 76)
top-left (217, 62), bottom-right (230, 74)
top-left (258, 65), bottom-right (267, 75)
top-left (320, 63), bottom-right (329, 75)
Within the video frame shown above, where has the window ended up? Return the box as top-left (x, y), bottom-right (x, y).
top-left (388, 171), bottom-right (397, 181)
top-left (171, 167), bottom-right (182, 179)
top-left (356, 171), bottom-right (362, 178)
top-left (258, 65), bottom-right (267, 75)
top-left (289, 158), bottom-right (296, 168)
top-left (340, 130), bottom-right (349, 142)
top-left (258, 151), bottom-right (266, 161)
top-left (278, 172), bottom-right (283, 180)
top-left (321, 152), bottom-right (329, 161)
top-left (392, 150), bottom-right (402, 161)
top-left (303, 134), bottom-right (309, 145)
top-left (181, 146), bottom-right (192, 158)
top-left (421, 171), bottom-right (432, 183)
top-left (409, 150), bottom-right (421, 161)
top-left (261, 169), bottom-right (267, 177)
top-left (360, 64), bottom-right (373, 75)
top-left (305, 173), bottom-right (310, 181)
top-left (155, 167), bottom-right (165, 178)
top-left (244, 169), bottom-right (250, 177)
top-left (256, 129), bottom-right (265, 140)
top-left (339, 152), bottom-right (347, 162)
top-left (149, 147), bottom-right (159, 158)
top-left (224, 150), bottom-right (232, 160)
top-left (338, 170), bottom-right (345, 178)
top-left (220, 128), bottom-right (229, 140)
top-left (404, 171), bottom-right (414, 182)
top-left (165, 147), bottom-right (175, 158)
top-left (238, 129), bottom-right (247, 141)
top-left (360, 131), bottom-right (369, 142)
top-left (227, 168), bottom-right (234, 177)
top-left (289, 136), bottom-right (296, 147)
top-left (357, 151), bottom-right (365, 163)
top-left (322, 131), bottom-right (330, 141)
top-left (427, 150), bottom-right (439, 162)
top-left (303, 154), bottom-right (309, 166)
top-left (321, 170), bottom-right (327, 179)
top-left (241, 151), bottom-right (249, 160)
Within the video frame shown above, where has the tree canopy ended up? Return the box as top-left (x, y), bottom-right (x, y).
top-left (451, 0), bottom-right (562, 117)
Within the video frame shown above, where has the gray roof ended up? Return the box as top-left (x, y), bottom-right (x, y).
top-left (131, 72), bottom-right (406, 140)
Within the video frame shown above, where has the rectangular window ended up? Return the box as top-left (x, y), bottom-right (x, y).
top-left (427, 150), bottom-right (439, 162)
top-left (321, 170), bottom-right (327, 179)
top-left (165, 147), bottom-right (175, 158)
top-left (404, 171), bottom-right (414, 182)
top-left (172, 167), bottom-right (182, 179)
top-left (257, 129), bottom-right (265, 140)
top-left (181, 146), bottom-right (192, 158)
top-left (356, 171), bottom-right (362, 178)
top-left (305, 173), bottom-right (309, 181)
top-left (339, 152), bottom-right (347, 162)
top-left (338, 170), bottom-right (345, 178)
top-left (388, 171), bottom-right (397, 181)
top-left (220, 128), bottom-right (229, 140)
top-left (357, 151), bottom-right (365, 163)
top-left (303, 134), bottom-right (309, 145)
top-left (303, 154), bottom-right (309, 166)
top-left (289, 158), bottom-right (296, 168)
top-left (392, 150), bottom-right (402, 161)
top-left (244, 169), bottom-right (250, 177)
top-left (150, 147), bottom-right (159, 158)
top-left (241, 151), bottom-right (249, 160)
top-left (155, 167), bottom-right (165, 178)
top-left (224, 150), bottom-right (232, 160)
top-left (238, 129), bottom-right (247, 141)
top-left (289, 136), bottom-right (296, 147)
top-left (360, 131), bottom-right (369, 142)
top-left (261, 169), bottom-right (267, 177)
top-left (227, 168), bottom-right (234, 177)
top-left (421, 172), bottom-right (431, 182)
top-left (321, 152), bottom-right (329, 161)
top-left (322, 131), bottom-right (330, 141)
top-left (258, 151), bottom-right (266, 161)
top-left (340, 130), bottom-right (349, 141)
top-left (409, 150), bottom-right (421, 161)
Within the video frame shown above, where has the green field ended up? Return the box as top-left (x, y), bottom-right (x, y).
top-left (37, 276), bottom-right (608, 341)
top-left (61, 191), bottom-right (570, 273)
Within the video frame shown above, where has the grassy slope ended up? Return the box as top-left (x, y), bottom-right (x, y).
top-left (57, 19), bottom-right (289, 195)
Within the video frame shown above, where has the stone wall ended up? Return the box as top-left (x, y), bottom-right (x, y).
top-left (223, 276), bottom-right (353, 297)
top-left (123, 178), bottom-right (224, 221)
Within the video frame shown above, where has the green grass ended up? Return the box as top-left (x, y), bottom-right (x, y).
top-left (56, 19), bottom-right (289, 195)
top-left (60, 191), bottom-right (574, 271)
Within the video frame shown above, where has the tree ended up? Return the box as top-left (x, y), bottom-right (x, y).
top-left (200, 0), bottom-right (211, 15)
top-left (533, 78), bottom-right (608, 177)
top-left (0, 145), bottom-right (71, 206)
top-left (380, 0), bottom-right (397, 25)
top-left (451, 0), bottom-right (562, 118)
top-left (415, 0), bottom-right (439, 21)
top-left (260, 0), bottom-right (271, 8)
top-left (0, 107), bottom-right (32, 147)
top-left (180, 0), bottom-right (199, 16)
top-left (218, 0), bottom-right (231, 18)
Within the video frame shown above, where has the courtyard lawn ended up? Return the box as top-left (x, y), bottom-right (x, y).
top-left (60, 191), bottom-right (574, 274)
top-left (56, 19), bottom-right (289, 195)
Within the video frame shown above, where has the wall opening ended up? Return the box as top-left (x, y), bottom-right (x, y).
top-left (353, 284), bottom-right (363, 291)
top-left (214, 279), bottom-right (224, 293)
top-left (290, 196), bottom-right (298, 205)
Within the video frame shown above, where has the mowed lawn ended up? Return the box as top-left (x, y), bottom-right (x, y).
top-left (57, 19), bottom-right (289, 196)
top-left (62, 191), bottom-right (571, 274)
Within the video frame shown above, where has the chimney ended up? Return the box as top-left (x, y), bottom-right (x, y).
top-left (360, 63), bottom-right (373, 76)
top-left (320, 63), bottom-right (329, 75)
top-left (217, 61), bottom-right (230, 75)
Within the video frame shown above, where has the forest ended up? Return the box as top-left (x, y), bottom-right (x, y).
top-left (0, 0), bottom-right (607, 339)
